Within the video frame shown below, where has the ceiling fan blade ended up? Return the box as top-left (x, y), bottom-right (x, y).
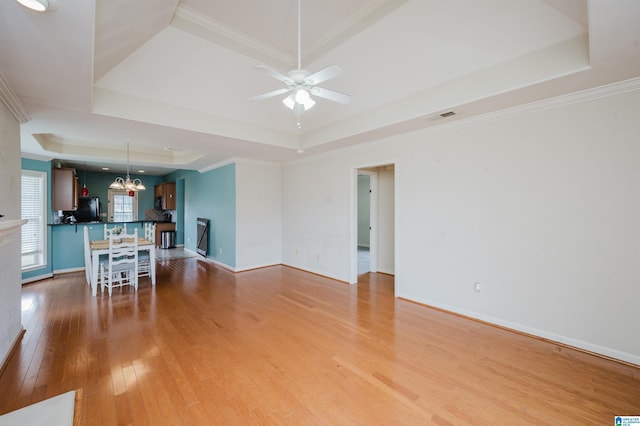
top-left (254, 65), bottom-right (292, 84)
top-left (304, 65), bottom-right (342, 85)
top-left (249, 88), bottom-right (292, 102)
top-left (310, 86), bottom-right (352, 104)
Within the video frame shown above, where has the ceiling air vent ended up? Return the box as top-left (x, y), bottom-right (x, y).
top-left (440, 111), bottom-right (456, 118)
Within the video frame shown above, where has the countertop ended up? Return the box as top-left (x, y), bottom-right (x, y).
top-left (48, 220), bottom-right (173, 226)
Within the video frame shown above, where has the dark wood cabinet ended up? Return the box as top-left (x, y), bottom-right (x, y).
top-left (53, 168), bottom-right (78, 211)
top-left (155, 222), bottom-right (176, 247)
top-left (154, 182), bottom-right (176, 210)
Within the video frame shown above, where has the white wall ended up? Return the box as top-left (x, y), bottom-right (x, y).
top-left (282, 155), bottom-right (357, 281)
top-left (235, 159), bottom-right (282, 271)
top-left (282, 83), bottom-right (640, 365)
top-left (377, 167), bottom-right (395, 275)
top-left (0, 101), bottom-right (23, 368)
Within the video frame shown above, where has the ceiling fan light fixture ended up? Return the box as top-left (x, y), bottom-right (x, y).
top-left (295, 88), bottom-right (315, 110)
top-left (283, 94), bottom-right (295, 110)
top-left (250, 0), bottom-right (349, 124)
top-left (283, 90), bottom-right (315, 111)
top-left (16, 0), bottom-right (48, 12)
top-left (303, 97), bottom-right (315, 111)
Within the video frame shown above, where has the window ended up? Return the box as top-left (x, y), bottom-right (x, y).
top-left (21, 170), bottom-right (47, 270)
top-left (108, 189), bottom-right (138, 222)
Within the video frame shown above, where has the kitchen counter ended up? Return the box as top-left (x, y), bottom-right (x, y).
top-left (49, 220), bottom-right (175, 272)
top-left (48, 220), bottom-right (172, 227)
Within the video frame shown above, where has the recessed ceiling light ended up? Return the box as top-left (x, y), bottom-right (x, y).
top-left (102, 167), bottom-right (110, 171)
top-left (138, 170), bottom-right (145, 173)
top-left (163, 147), bottom-right (173, 152)
top-left (16, 0), bottom-right (48, 12)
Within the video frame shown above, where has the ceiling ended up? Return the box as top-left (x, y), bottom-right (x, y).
top-left (1, 0), bottom-right (639, 175)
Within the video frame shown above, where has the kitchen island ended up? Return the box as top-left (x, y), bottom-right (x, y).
top-left (48, 220), bottom-right (172, 273)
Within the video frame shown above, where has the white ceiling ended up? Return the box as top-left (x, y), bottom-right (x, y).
top-left (1, 0), bottom-right (639, 175)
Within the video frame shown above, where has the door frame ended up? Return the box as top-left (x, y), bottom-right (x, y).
top-left (349, 162), bottom-right (397, 295)
top-left (357, 170), bottom-right (377, 274)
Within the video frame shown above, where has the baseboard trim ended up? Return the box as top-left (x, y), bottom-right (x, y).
top-left (0, 328), bottom-right (25, 378)
top-left (199, 257), bottom-right (236, 272)
top-left (53, 267), bottom-right (84, 275)
top-left (235, 262), bottom-right (280, 273)
top-left (22, 273), bottom-right (54, 285)
top-left (281, 263), bottom-right (349, 285)
top-left (397, 294), bottom-right (640, 368)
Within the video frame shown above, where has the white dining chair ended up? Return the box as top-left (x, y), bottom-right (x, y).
top-left (104, 223), bottom-right (127, 239)
top-left (100, 228), bottom-right (138, 296)
top-left (144, 223), bottom-right (155, 243)
top-left (83, 226), bottom-right (91, 286)
top-left (137, 223), bottom-right (155, 278)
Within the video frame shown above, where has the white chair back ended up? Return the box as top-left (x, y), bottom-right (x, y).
top-left (101, 228), bottom-right (138, 296)
top-left (104, 223), bottom-right (128, 239)
top-left (144, 223), bottom-right (156, 243)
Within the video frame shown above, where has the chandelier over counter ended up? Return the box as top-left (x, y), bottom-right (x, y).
top-left (109, 143), bottom-right (145, 194)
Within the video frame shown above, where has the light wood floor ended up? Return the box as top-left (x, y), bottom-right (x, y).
top-left (1, 259), bottom-right (638, 425)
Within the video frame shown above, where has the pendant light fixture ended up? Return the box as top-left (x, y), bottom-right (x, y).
top-left (81, 162), bottom-right (89, 197)
top-left (109, 143), bottom-right (145, 195)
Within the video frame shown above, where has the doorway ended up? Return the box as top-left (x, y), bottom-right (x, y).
top-left (357, 171), bottom-right (376, 274)
top-left (351, 164), bottom-right (396, 288)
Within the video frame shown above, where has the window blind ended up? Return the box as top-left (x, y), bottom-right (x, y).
top-left (21, 171), bottom-right (46, 269)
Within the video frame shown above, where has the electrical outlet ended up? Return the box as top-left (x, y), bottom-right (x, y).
top-left (474, 282), bottom-right (481, 293)
top-left (219, 247), bottom-right (223, 255)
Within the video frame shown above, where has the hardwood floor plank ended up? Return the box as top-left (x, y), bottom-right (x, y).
top-left (0, 260), bottom-right (638, 424)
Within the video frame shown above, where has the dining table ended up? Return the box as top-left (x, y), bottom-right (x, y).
top-left (88, 237), bottom-right (156, 296)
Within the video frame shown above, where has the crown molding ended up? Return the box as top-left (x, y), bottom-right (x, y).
top-left (0, 70), bottom-right (30, 123)
top-left (289, 76), bottom-right (640, 165)
top-left (198, 157), bottom-right (237, 174)
top-left (303, 0), bottom-right (408, 65)
top-left (172, 5), bottom-right (292, 68)
top-left (172, 2), bottom-right (409, 70)
top-left (425, 75), bottom-right (640, 136)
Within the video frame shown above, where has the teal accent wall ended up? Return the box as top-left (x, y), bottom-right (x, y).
top-left (80, 171), bottom-right (163, 220)
top-left (175, 178), bottom-right (185, 245)
top-left (21, 158), bottom-right (53, 281)
top-left (50, 222), bottom-right (146, 271)
top-left (22, 159), bottom-right (164, 281)
top-left (165, 163), bottom-right (236, 268)
top-left (22, 158), bottom-right (236, 277)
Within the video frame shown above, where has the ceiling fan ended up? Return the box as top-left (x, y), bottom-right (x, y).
top-left (249, 0), bottom-right (351, 123)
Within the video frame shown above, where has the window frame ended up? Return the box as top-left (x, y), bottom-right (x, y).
top-left (21, 169), bottom-right (47, 272)
top-left (107, 189), bottom-right (139, 222)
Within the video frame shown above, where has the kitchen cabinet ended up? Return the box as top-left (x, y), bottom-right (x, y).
top-left (53, 168), bottom-right (78, 211)
top-left (154, 182), bottom-right (176, 210)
